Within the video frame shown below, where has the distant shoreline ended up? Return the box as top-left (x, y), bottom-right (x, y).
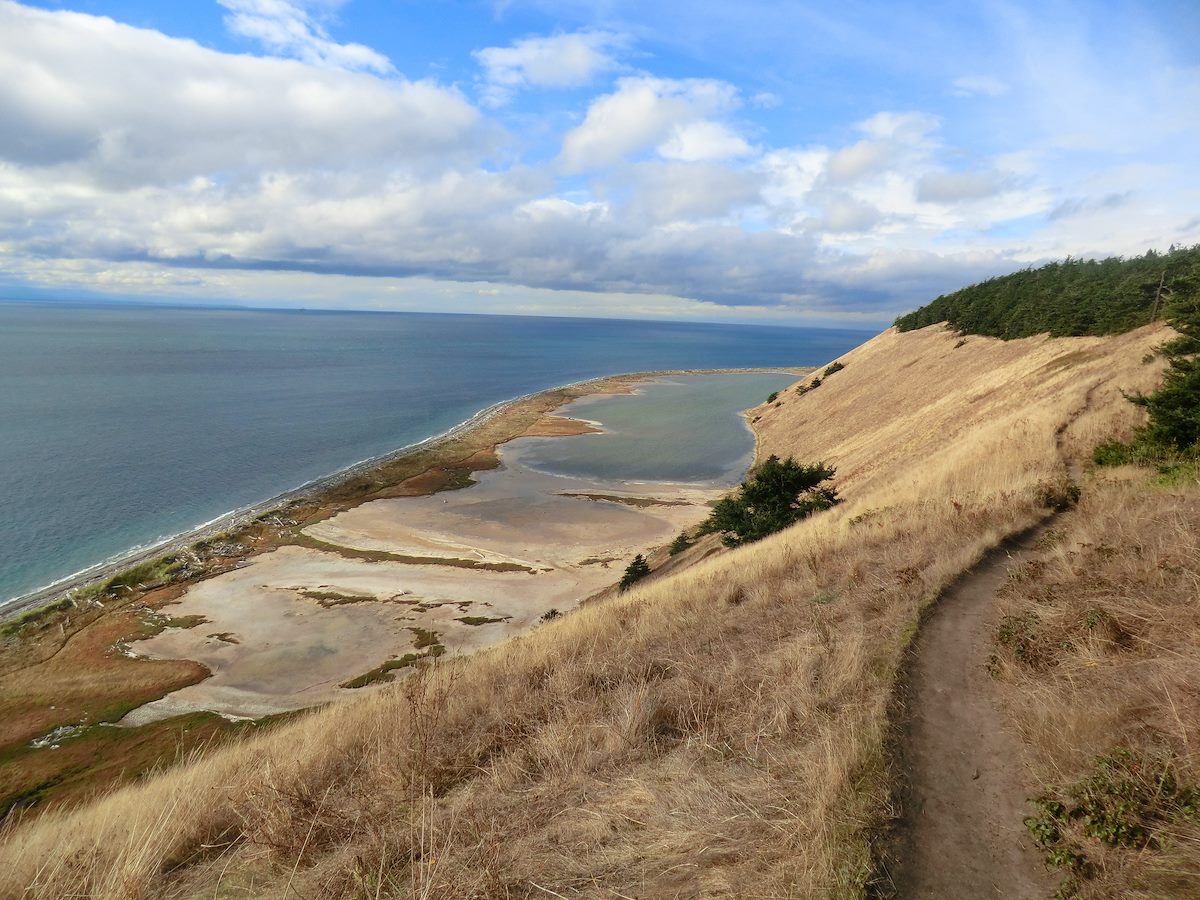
top-left (1, 366), bottom-right (804, 624)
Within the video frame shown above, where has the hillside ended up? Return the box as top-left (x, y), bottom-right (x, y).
top-left (0, 318), bottom-right (1185, 898)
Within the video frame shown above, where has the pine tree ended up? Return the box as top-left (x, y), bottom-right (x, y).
top-left (698, 455), bottom-right (839, 547)
top-left (619, 554), bottom-right (651, 592)
top-left (668, 532), bottom-right (692, 555)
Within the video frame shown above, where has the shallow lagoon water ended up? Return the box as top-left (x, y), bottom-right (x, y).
top-left (513, 373), bottom-right (796, 486)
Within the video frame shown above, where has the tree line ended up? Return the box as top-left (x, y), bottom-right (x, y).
top-left (894, 245), bottom-right (1200, 339)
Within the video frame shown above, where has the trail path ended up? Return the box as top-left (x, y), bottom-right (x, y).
top-left (894, 399), bottom-right (1093, 897)
top-left (894, 522), bottom-right (1057, 897)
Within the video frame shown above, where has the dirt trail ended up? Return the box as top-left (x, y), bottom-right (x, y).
top-left (893, 521), bottom-right (1057, 898)
top-left (893, 406), bottom-right (1093, 897)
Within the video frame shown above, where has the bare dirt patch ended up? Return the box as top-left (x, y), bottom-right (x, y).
top-left (893, 523), bottom-right (1058, 898)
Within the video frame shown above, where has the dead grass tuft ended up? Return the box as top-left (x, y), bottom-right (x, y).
top-left (991, 473), bottom-right (1200, 898)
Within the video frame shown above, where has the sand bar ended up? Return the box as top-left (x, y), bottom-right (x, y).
top-left (122, 435), bottom-right (725, 723)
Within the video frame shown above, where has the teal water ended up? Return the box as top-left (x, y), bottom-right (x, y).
top-left (515, 374), bottom-right (795, 485)
top-left (0, 301), bottom-right (874, 604)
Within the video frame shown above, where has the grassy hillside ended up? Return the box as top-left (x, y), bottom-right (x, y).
top-left (894, 245), bottom-right (1200, 339)
top-left (0, 322), bottom-right (1171, 898)
top-left (990, 472), bottom-right (1200, 898)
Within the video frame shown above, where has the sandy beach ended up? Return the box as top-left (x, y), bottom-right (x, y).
top-left (0, 369), bottom-right (800, 819)
top-left (121, 413), bottom-right (729, 723)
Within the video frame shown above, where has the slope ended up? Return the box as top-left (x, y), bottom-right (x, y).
top-left (0, 322), bottom-right (1171, 898)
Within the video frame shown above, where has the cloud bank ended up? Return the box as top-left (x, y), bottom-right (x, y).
top-left (1, 0), bottom-right (1198, 324)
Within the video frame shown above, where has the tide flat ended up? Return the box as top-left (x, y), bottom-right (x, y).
top-left (120, 374), bottom-right (793, 724)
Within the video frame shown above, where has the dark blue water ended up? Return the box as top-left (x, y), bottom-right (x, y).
top-left (0, 301), bottom-right (874, 603)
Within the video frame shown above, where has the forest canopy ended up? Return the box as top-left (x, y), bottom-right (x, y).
top-left (894, 245), bottom-right (1200, 339)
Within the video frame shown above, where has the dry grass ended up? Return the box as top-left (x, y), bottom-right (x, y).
top-left (0, 323), bottom-right (1173, 898)
top-left (990, 470), bottom-right (1200, 898)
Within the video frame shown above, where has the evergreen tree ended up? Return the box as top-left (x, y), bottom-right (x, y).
top-left (1095, 258), bottom-right (1200, 462)
top-left (894, 245), bottom-right (1200, 340)
top-left (698, 455), bottom-right (839, 547)
top-left (1128, 268), bottom-right (1200, 452)
top-left (619, 554), bottom-right (651, 592)
top-left (668, 533), bottom-right (692, 555)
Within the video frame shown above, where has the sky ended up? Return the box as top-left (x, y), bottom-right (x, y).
top-left (1, 0), bottom-right (1198, 326)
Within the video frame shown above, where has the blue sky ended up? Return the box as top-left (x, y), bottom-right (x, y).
top-left (2, 0), bottom-right (1198, 325)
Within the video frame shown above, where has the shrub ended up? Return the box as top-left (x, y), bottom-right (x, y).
top-left (697, 455), bottom-right (840, 547)
top-left (1024, 750), bottom-right (1200, 894)
top-left (1036, 478), bottom-right (1082, 511)
top-left (766, 391), bottom-right (779, 403)
top-left (822, 361), bottom-right (845, 377)
top-left (619, 554), bottom-right (651, 592)
top-left (1093, 440), bottom-right (1133, 467)
top-left (668, 533), bottom-right (691, 555)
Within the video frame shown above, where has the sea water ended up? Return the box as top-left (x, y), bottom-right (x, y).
top-left (0, 301), bottom-right (874, 604)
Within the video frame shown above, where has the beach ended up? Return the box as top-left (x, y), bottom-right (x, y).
top-left (0, 369), bottom-right (799, 815)
top-left (1, 367), bottom-right (799, 625)
top-left (116, 371), bottom-right (795, 722)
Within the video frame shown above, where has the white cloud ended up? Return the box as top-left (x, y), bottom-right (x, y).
top-left (218, 0), bottom-right (392, 73)
top-left (558, 77), bottom-right (745, 172)
top-left (816, 195), bottom-right (882, 233)
top-left (606, 161), bottom-right (762, 224)
top-left (858, 111), bottom-right (939, 141)
top-left (1, 1), bottom-right (1198, 325)
top-left (950, 75), bottom-right (1009, 97)
top-left (473, 31), bottom-right (624, 106)
top-left (657, 120), bottom-right (752, 162)
top-left (758, 110), bottom-right (1054, 249)
top-left (826, 139), bottom-right (891, 182)
top-left (826, 112), bottom-right (938, 182)
top-left (749, 91), bottom-right (782, 109)
top-left (0, 1), bottom-right (482, 187)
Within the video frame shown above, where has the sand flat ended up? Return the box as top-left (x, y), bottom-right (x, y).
top-left (122, 438), bottom-right (721, 723)
top-left (305, 446), bottom-right (711, 569)
top-left (116, 375), bottom-right (795, 724)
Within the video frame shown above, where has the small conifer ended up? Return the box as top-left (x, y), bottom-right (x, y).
top-left (619, 554), bottom-right (651, 591)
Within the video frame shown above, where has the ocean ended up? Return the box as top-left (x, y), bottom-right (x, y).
top-left (0, 300), bottom-right (875, 604)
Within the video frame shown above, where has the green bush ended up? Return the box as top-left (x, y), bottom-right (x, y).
top-left (1024, 749), bottom-right (1200, 894)
top-left (766, 391), bottom-right (779, 403)
top-left (697, 455), bottom-right (840, 547)
top-left (619, 554), bottom-right (651, 592)
top-left (668, 533), bottom-right (692, 555)
top-left (822, 361), bottom-right (845, 377)
top-left (1093, 440), bottom-right (1134, 467)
